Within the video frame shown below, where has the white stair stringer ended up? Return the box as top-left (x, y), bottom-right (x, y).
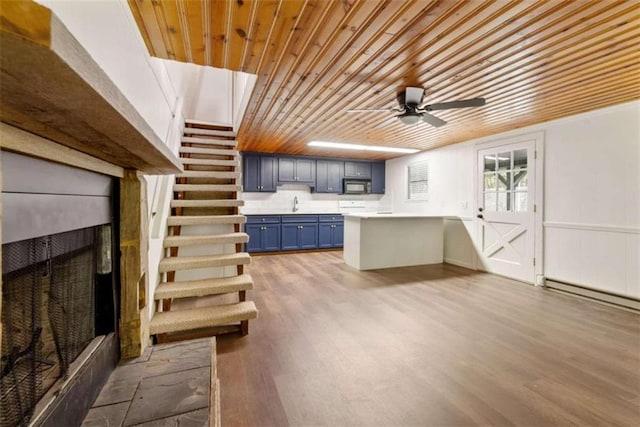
top-left (151, 122), bottom-right (256, 341)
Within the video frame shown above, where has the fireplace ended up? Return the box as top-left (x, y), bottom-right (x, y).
top-left (1, 152), bottom-right (119, 426)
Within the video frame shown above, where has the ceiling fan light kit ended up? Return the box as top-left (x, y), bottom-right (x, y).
top-left (398, 113), bottom-right (421, 125)
top-left (347, 86), bottom-right (486, 128)
top-left (308, 141), bottom-right (419, 154)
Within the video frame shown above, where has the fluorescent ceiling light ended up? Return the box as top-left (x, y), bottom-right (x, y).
top-left (309, 141), bottom-right (419, 154)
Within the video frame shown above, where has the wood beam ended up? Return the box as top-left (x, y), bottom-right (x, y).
top-left (0, 0), bottom-right (182, 174)
top-left (119, 170), bottom-right (150, 359)
top-left (0, 123), bottom-right (124, 178)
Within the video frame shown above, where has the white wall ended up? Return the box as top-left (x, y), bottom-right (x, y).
top-left (384, 101), bottom-right (640, 298)
top-left (163, 60), bottom-right (256, 129)
top-left (38, 0), bottom-right (178, 144)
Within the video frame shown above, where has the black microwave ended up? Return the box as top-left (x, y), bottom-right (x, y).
top-left (343, 178), bottom-right (371, 194)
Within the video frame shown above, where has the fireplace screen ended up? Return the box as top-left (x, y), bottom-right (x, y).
top-left (1, 225), bottom-right (112, 426)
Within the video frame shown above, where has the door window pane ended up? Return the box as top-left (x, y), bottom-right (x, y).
top-left (514, 191), bottom-right (528, 212)
top-left (497, 191), bottom-right (510, 211)
top-left (484, 172), bottom-right (497, 190)
top-left (484, 192), bottom-right (497, 212)
top-left (498, 152), bottom-right (511, 170)
top-left (514, 170), bottom-right (528, 190)
top-left (484, 155), bottom-right (496, 172)
top-left (513, 149), bottom-right (527, 170)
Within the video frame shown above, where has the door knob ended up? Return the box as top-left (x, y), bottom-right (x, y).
top-left (477, 214), bottom-right (484, 219)
top-left (478, 207), bottom-right (483, 212)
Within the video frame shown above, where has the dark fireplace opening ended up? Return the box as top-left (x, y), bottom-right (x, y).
top-left (1, 224), bottom-right (115, 426)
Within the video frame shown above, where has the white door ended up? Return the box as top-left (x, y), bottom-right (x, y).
top-left (476, 141), bottom-right (536, 283)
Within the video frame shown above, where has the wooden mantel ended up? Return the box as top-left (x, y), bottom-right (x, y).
top-left (0, 1), bottom-right (182, 174)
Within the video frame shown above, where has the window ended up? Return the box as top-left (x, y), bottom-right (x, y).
top-left (482, 148), bottom-right (528, 212)
top-left (408, 160), bottom-right (429, 200)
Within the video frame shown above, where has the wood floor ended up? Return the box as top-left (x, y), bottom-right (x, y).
top-left (216, 251), bottom-right (640, 426)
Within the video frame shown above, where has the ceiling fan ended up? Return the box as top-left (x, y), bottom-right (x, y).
top-left (347, 87), bottom-right (486, 127)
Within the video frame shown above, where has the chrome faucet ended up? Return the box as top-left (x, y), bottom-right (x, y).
top-left (293, 196), bottom-right (299, 212)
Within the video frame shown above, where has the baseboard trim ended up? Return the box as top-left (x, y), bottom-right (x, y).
top-left (545, 279), bottom-right (640, 311)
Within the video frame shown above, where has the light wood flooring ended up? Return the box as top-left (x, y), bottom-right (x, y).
top-left (216, 251), bottom-right (640, 426)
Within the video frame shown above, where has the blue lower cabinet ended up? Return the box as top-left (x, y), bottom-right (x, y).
top-left (247, 214), bottom-right (341, 252)
top-left (281, 223), bottom-right (318, 250)
top-left (318, 222), bottom-right (343, 248)
top-left (281, 224), bottom-right (300, 250)
top-left (299, 224), bottom-right (318, 249)
top-left (245, 224), bottom-right (280, 252)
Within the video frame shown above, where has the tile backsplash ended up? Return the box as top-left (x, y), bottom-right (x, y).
top-left (240, 184), bottom-right (382, 214)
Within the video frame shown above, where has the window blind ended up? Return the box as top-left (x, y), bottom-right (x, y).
top-left (408, 160), bottom-right (428, 200)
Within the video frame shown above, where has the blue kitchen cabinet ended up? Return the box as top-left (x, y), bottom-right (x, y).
top-left (281, 215), bottom-right (318, 250)
top-left (316, 159), bottom-right (343, 193)
top-left (245, 216), bottom-right (281, 252)
top-left (281, 224), bottom-right (318, 250)
top-left (344, 161), bottom-right (371, 178)
top-left (243, 154), bottom-right (277, 192)
top-left (318, 215), bottom-right (344, 248)
top-left (278, 157), bottom-right (315, 184)
top-left (371, 161), bottom-right (385, 194)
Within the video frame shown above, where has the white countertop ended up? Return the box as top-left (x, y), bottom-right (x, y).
top-left (343, 213), bottom-right (445, 219)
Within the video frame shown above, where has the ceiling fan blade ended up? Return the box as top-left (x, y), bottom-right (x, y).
top-left (425, 97), bottom-right (486, 111)
top-left (374, 115), bottom-right (400, 129)
top-left (405, 87), bottom-right (425, 105)
top-left (346, 108), bottom-right (393, 113)
top-left (421, 112), bottom-right (447, 127)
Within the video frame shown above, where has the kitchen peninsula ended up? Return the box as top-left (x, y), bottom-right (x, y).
top-left (343, 213), bottom-right (444, 270)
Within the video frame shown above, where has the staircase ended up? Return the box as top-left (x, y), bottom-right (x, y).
top-left (149, 120), bottom-right (257, 342)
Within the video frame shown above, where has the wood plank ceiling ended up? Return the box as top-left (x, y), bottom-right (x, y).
top-left (129, 0), bottom-right (640, 159)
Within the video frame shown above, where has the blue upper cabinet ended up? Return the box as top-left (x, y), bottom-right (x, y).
top-left (316, 160), bottom-right (343, 193)
top-left (243, 153), bottom-right (383, 194)
top-left (344, 161), bottom-right (371, 178)
top-left (243, 154), bottom-right (276, 192)
top-left (371, 161), bottom-right (385, 194)
top-left (278, 157), bottom-right (315, 184)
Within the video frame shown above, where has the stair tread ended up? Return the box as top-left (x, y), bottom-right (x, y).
top-left (159, 252), bottom-right (250, 272)
top-left (155, 274), bottom-right (254, 299)
top-left (174, 184), bottom-right (241, 192)
top-left (171, 199), bottom-right (244, 207)
top-left (181, 158), bottom-right (239, 166)
top-left (176, 171), bottom-right (241, 179)
top-left (163, 232), bottom-right (249, 247)
top-left (180, 147), bottom-right (239, 156)
top-left (149, 301), bottom-right (257, 335)
top-left (182, 137), bottom-right (237, 146)
top-left (167, 215), bottom-right (246, 226)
